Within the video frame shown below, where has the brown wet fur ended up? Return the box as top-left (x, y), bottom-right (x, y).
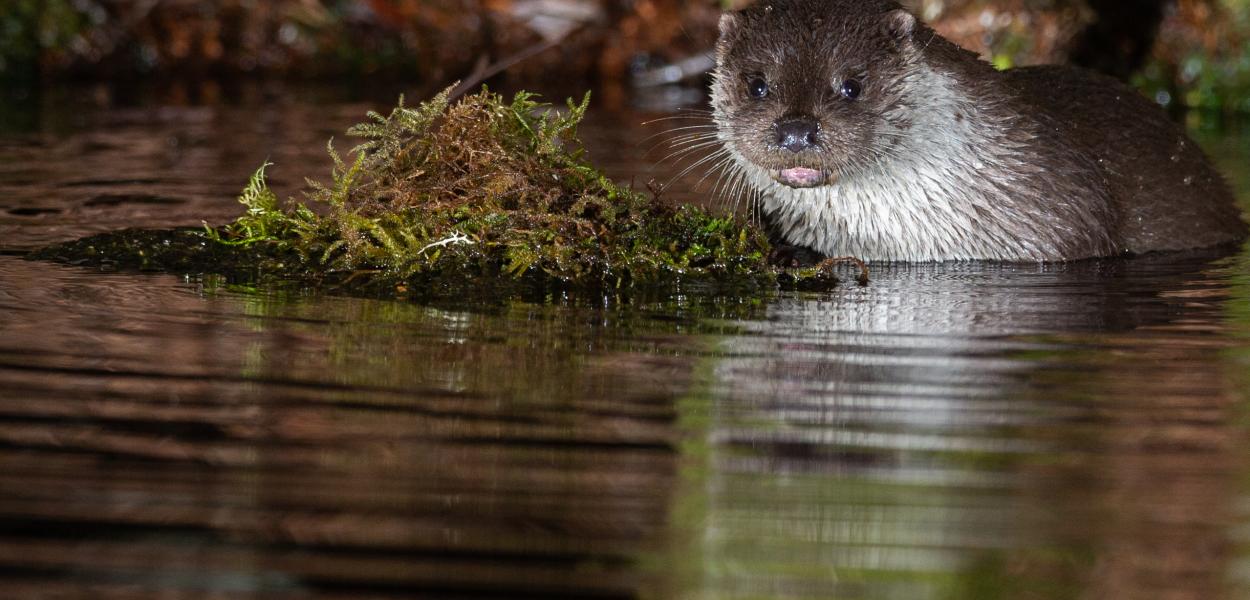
top-left (1005, 65), bottom-right (1248, 252)
top-left (713, 0), bottom-right (1247, 259)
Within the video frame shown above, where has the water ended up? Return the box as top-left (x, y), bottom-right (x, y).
top-left (2, 82), bottom-right (1250, 599)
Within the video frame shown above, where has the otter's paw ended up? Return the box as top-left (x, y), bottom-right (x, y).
top-left (768, 243), bottom-right (824, 268)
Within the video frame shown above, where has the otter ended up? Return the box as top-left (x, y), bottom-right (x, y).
top-left (709, 0), bottom-right (1247, 262)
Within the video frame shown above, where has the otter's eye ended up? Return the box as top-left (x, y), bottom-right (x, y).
top-left (840, 78), bottom-right (862, 100)
top-left (747, 76), bottom-right (769, 99)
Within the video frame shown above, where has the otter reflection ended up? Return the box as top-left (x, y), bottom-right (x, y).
top-left (697, 249), bottom-right (1248, 598)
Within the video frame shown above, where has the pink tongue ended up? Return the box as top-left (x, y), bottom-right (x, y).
top-left (779, 167), bottom-right (824, 187)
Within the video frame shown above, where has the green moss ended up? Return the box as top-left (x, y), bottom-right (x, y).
top-left (32, 87), bottom-right (853, 301)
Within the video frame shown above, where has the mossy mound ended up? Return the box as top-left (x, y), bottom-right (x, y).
top-left (31, 87), bottom-right (851, 300)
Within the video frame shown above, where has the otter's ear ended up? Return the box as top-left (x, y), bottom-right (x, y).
top-left (884, 8), bottom-right (917, 42)
top-left (719, 13), bottom-right (739, 36)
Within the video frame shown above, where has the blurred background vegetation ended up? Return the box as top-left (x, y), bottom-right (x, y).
top-left (1, 0), bottom-right (1248, 112)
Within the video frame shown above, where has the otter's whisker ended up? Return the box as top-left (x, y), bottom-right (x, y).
top-left (707, 166), bottom-right (734, 206)
top-left (693, 153), bottom-right (737, 192)
top-left (639, 114), bottom-right (716, 126)
top-left (665, 148), bottom-right (734, 186)
top-left (638, 124), bottom-right (719, 145)
top-left (644, 130), bottom-right (720, 154)
top-left (644, 135), bottom-right (721, 159)
top-left (653, 140), bottom-right (725, 166)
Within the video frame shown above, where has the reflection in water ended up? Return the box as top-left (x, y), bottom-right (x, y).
top-left (695, 254), bottom-right (1250, 599)
top-left (0, 84), bottom-right (1249, 598)
top-left (0, 257), bottom-right (710, 597)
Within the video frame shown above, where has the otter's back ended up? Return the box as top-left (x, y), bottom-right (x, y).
top-left (1004, 65), bottom-right (1246, 253)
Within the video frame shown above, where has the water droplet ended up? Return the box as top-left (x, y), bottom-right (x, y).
top-left (1184, 175), bottom-right (1195, 186)
top-left (1170, 154), bottom-right (1181, 163)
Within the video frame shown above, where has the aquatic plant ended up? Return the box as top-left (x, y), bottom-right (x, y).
top-left (207, 86), bottom-right (781, 292)
top-left (33, 87), bottom-right (855, 299)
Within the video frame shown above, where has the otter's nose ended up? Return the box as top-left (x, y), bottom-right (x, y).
top-left (775, 118), bottom-right (819, 153)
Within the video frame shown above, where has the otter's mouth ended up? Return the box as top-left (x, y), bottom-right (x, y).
top-left (771, 167), bottom-right (832, 188)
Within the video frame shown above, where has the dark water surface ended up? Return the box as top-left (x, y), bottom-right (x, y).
top-left (2, 84), bottom-right (1250, 599)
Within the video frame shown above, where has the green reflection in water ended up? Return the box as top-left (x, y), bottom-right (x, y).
top-left (1215, 120), bottom-right (1250, 600)
top-left (663, 252), bottom-right (1250, 598)
top-left (1223, 244), bottom-right (1250, 597)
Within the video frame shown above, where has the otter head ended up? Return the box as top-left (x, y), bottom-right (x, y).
top-left (711, 0), bottom-right (921, 189)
